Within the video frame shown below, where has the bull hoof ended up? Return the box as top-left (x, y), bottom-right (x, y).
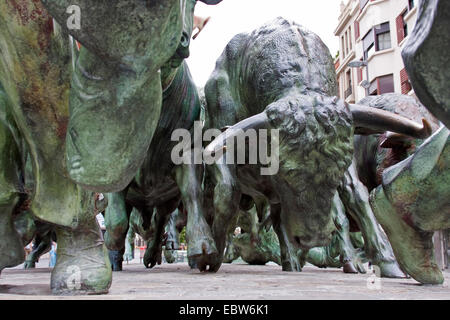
top-left (164, 249), bottom-right (176, 264)
top-left (143, 242), bottom-right (162, 269)
top-left (187, 237), bottom-right (219, 272)
top-left (376, 261), bottom-right (406, 278)
top-left (281, 261), bottom-right (293, 271)
top-left (343, 262), bottom-right (358, 274)
top-left (51, 225), bottom-right (112, 295)
top-left (281, 259), bottom-right (302, 272)
top-left (50, 245), bottom-right (112, 295)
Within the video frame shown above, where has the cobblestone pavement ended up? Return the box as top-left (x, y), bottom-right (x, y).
top-left (0, 258), bottom-right (448, 300)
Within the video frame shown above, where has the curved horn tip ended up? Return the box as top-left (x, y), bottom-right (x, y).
top-left (420, 118), bottom-right (432, 139)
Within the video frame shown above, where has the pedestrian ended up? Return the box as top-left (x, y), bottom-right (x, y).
top-left (49, 241), bottom-right (57, 267)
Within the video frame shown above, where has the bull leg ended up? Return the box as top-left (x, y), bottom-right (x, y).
top-left (175, 160), bottom-right (218, 271)
top-left (50, 190), bottom-right (112, 295)
top-left (248, 207), bottom-right (260, 245)
top-left (223, 212), bottom-right (241, 263)
top-left (163, 209), bottom-right (182, 264)
top-left (104, 191), bottom-right (130, 251)
top-left (144, 199), bottom-right (178, 269)
top-left (223, 235), bottom-right (240, 263)
top-left (208, 163), bottom-right (241, 272)
top-left (332, 192), bottom-right (366, 274)
top-left (104, 191), bottom-right (131, 272)
top-left (123, 226), bottom-right (136, 263)
top-left (14, 210), bottom-right (37, 247)
top-left (165, 209), bottom-right (181, 252)
top-left (338, 162), bottom-right (405, 278)
top-left (0, 112), bottom-right (24, 273)
top-left (271, 204), bottom-right (302, 272)
top-left (24, 231), bottom-right (52, 269)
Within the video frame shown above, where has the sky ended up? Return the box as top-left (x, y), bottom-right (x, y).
top-left (187, 0), bottom-right (342, 87)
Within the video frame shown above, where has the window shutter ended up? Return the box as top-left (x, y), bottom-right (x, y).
top-left (396, 14), bottom-right (405, 44)
top-left (354, 21), bottom-right (360, 40)
top-left (357, 67), bottom-right (363, 83)
top-left (378, 74), bottom-right (395, 94)
top-left (400, 68), bottom-right (412, 94)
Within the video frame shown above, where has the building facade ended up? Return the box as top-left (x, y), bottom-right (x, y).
top-left (334, 0), bottom-right (417, 103)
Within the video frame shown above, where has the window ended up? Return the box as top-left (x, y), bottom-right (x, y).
top-left (377, 32), bottom-right (391, 51)
top-left (403, 11), bottom-right (408, 38)
top-left (363, 22), bottom-right (391, 59)
top-left (345, 69), bottom-right (353, 99)
top-left (349, 26), bottom-right (353, 51)
top-left (375, 22), bottom-right (391, 51)
top-left (397, 5), bottom-right (414, 45)
top-left (378, 74), bottom-right (394, 94)
top-left (368, 74), bottom-right (394, 96)
top-left (345, 31), bottom-right (349, 56)
top-left (363, 29), bottom-right (374, 59)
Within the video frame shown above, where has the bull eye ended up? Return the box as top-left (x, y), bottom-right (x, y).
top-left (180, 32), bottom-right (190, 47)
top-left (294, 236), bottom-right (301, 245)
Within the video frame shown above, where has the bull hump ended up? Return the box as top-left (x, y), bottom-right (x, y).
top-left (224, 18), bottom-right (335, 100)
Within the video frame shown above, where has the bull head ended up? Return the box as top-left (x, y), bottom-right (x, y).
top-left (370, 126), bottom-right (449, 284)
top-left (204, 98), bottom-right (432, 250)
top-left (39, 0), bottom-right (222, 192)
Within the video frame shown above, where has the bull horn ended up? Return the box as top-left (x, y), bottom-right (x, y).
top-left (349, 104), bottom-right (432, 139)
top-left (204, 112), bottom-right (270, 157)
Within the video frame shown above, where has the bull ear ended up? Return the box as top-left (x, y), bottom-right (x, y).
top-left (197, 0), bottom-right (223, 4)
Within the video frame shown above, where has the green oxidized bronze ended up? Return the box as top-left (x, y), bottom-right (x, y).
top-left (103, 0), bottom-right (223, 272)
top-left (198, 18), bottom-right (430, 273)
top-left (369, 0), bottom-right (450, 285)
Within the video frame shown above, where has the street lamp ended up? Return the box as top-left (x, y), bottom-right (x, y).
top-left (349, 60), bottom-right (370, 96)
